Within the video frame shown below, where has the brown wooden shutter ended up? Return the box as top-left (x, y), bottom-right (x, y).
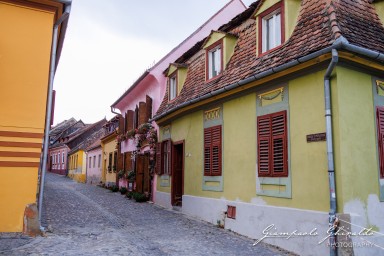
top-left (271, 111), bottom-right (288, 176)
top-left (204, 126), bottom-right (222, 176)
top-left (155, 142), bottom-right (162, 175)
top-left (146, 95), bottom-right (153, 120)
top-left (126, 110), bottom-right (134, 131)
top-left (117, 148), bottom-right (123, 171)
top-left (138, 102), bottom-right (147, 125)
top-left (167, 140), bottom-right (172, 175)
top-left (377, 107), bottom-right (384, 178)
top-left (118, 114), bottom-right (124, 134)
top-left (257, 115), bottom-right (271, 176)
top-left (134, 105), bottom-right (139, 128)
top-left (204, 128), bottom-right (212, 176)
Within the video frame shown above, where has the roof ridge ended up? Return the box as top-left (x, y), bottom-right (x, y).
top-left (326, 0), bottom-right (342, 41)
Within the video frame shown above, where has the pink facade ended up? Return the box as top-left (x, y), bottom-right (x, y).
top-left (111, 0), bottom-right (247, 203)
top-left (49, 145), bottom-right (69, 175)
top-left (86, 146), bottom-right (102, 185)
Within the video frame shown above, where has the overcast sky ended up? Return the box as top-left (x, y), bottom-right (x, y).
top-left (53, 0), bottom-right (255, 125)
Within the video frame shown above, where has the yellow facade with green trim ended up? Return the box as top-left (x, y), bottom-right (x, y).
top-left (101, 135), bottom-right (117, 185)
top-left (0, 0), bottom-right (63, 232)
top-left (157, 61), bottom-right (384, 222)
top-left (158, 70), bottom-right (333, 212)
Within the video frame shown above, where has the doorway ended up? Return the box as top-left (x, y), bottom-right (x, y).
top-left (172, 142), bottom-right (184, 206)
top-left (136, 153), bottom-right (150, 195)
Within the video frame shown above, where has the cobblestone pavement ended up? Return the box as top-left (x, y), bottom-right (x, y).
top-left (0, 172), bottom-right (296, 256)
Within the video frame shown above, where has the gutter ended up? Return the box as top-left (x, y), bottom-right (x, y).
top-left (38, 1), bottom-right (72, 229)
top-left (324, 49), bottom-right (339, 256)
top-left (151, 36), bottom-right (384, 122)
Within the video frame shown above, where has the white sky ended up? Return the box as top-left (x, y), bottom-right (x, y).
top-left (53, 0), bottom-right (255, 125)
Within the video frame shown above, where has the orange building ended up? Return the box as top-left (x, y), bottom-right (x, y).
top-left (0, 0), bottom-right (71, 233)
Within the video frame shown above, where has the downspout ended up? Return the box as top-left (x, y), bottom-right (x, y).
top-left (38, 3), bottom-right (71, 229)
top-left (324, 49), bottom-right (339, 256)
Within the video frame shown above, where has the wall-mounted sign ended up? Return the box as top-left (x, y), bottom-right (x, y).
top-left (307, 133), bottom-right (326, 142)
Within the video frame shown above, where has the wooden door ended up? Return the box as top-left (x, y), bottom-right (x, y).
top-left (172, 142), bottom-right (184, 206)
top-left (136, 154), bottom-right (144, 193)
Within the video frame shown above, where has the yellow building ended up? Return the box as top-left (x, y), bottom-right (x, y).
top-left (67, 150), bottom-right (86, 183)
top-left (100, 116), bottom-right (120, 187)
top-left (153, 1), bottom-right (384, 255)
top-left (0, 0), bottom-right (71, 233)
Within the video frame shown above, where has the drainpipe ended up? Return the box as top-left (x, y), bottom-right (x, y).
top-left (324, 49), bottom-right (338, 256)
top-left (38, 3), bottom-right (71, 229)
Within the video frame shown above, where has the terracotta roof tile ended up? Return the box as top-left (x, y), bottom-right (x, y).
top-left (155, 0), bottom-right (384, 119)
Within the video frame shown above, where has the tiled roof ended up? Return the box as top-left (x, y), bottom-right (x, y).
top-left (155, 0), bottom-right (384, 120)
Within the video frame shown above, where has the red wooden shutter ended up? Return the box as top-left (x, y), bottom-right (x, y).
top-left (126, 110), bottom-right (134, 131)
top-left (377, 107), bottom-right (384, 178)
top-left (204, 128), bottom-right (212, 176)
top-left (138, 102), bottom-right (147, 125)
top-left (211, 126), bottom-right (222, 176)
top-left (146, 95), bottom-right (153, 120)
top-left (204, 126), bottom-right (222, 176)
top-left (257, 110), bottom-right (288, 177)
top-left (155, 142), bottom-right (162, 175)
top-left (271, 111), bottom-right (288, 177)
top-left (257, 115), bottom-right (271, 176)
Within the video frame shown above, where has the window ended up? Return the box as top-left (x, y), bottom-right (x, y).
top-left (113, 151), bottom-right (117, 171)
top-left (108, 153), bottom-right (112, 171)
top-left (155, 140), bottom-right (172, 175)
top-left (162, 140), bottom-right (171, 175)
top-left (257, 110), bottom-right (288, 177)
top-left (62, 151), bottom-right (65, 163)
top-left (377, 107), bottom-right (384, 178)
top-left (206, 42), bottom-right (222, 80)
top-left (58, 153), bottom-right (60, 165)
top-left (89, 157), bottom-right (92, 168)
top-left (204, 125), bottom-right (222, 176)
top-left (169, 74), bottom-right (177, 101)
top-left (93, 156), bottom-right (96, 168)
top-left (258, 2), bottom-right (284, 54)
top-left (98, 154), bottom-right (101, 167)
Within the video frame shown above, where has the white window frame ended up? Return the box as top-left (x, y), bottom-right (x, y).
top-left (208, 45), bottom-right (222, 79)
top-left (169, 75), bottom-right (177, 101)
top-left (261, 9), bottom-right (281, 53)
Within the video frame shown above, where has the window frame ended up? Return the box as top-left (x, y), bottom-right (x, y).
top-left (257, 110), bottom-right (288, 177)
top-left (168, 72), bottom-right (178, 101)
top-left (258, 1), bottom-right (285, 55)
top-left (205, 40), bottom-right (223, 81)
top-left (204, 125), bottom-right (222, 176)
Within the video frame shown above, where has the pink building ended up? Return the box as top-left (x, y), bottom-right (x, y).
top-left (111, 0), bottom-right (246, 206)
top-left (48, 119), bottom-right (85, 175)
top-left (86, 140), bottom-right (102, 185)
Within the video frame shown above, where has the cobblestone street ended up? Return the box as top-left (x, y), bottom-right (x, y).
top-left (0, 173), bottom-right (294, 255)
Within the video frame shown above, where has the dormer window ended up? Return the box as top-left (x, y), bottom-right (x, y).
top-left (258, 2), bottom-right (285, 54)
top-left (169, 74), bottom-right (177, 101)
top-left (206, 42), bottom-right (222, 80)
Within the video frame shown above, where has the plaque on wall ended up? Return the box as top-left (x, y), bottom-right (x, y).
top-left (306, 133), bottom-right (326, 142)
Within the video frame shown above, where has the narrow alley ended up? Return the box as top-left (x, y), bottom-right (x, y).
top-left (0, 173), bottom-right (293, 255)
